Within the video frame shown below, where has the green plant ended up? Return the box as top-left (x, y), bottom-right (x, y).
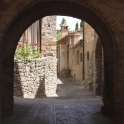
top-left (75, 22), bottom-right (79, 31)
top-left (80, 20), bottom-right (84, 29)
top-left (14, 42), bottom-right (41, 60)
top-left (56, 30), bottom-right (62, 40)
top-left (84, 77), bottom-right (93, 90)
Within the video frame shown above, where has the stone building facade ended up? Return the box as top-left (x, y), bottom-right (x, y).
top-left (1, 1), bottom-right (124, 123)
top-left (57, 28), bottom-right (83, 81)
top-left (19, 16), bottom-right (57, 56)
top-left (57, 22), bottom-right (103, 95)
top-left (83, 23), bottom-right (104, 95)
top-left (19, 20), bottom-right (40, 46)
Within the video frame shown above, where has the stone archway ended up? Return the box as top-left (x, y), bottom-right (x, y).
top-left (1, 1), bottom-right (115, 117)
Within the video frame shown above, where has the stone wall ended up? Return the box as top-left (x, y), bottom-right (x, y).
top-left (84, 22), bottom-right (95, 80)
top-left (42, 16), bottom-right (57, 57)
top-left (69, 42), bottom-right (83, 82)
top-left (14, 57), bottom-right (57, 98)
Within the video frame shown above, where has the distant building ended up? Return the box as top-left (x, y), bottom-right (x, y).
top-left (57, 21), bottom-right (83, 81)
top-left (57, 21), bottom-right (104, 95)
top-left (19, 16), bottom-right (57, 57)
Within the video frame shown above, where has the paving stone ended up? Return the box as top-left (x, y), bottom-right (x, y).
top-left (2, 77), bottom-right (113, 124)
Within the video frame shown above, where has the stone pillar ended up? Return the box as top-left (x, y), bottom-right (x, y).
top-left (101, 57), bottom-right (114, 116)
top-left (114, 56), bottom-right (124, 123)
top-left (44, 57), bottom-right (57, 97)
top-left (0, 48), bottom-right (2, 120)
top-left (1, 52), bottom-right (14, 116)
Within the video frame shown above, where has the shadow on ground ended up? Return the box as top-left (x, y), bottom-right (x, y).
top-left (2, 76), bottom-right (113, 124)
top-left (2, 97), bottom-right (113, 124)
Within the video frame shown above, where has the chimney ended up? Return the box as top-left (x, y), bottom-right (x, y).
top-left (61, 21), bottom-right (69, 37)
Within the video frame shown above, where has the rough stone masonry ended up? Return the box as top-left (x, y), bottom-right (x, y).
top-left (14, 56), bottom-right (57, 98)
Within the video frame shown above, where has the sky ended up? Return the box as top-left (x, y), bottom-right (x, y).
top-left (57, 16), bottom-right (81, 31)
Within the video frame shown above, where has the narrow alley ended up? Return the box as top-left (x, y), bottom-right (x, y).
top-left (2, 77), bottom-right (113, 124)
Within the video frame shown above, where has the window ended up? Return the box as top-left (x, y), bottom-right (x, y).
top-left (80, 52), bottom-right (82, 62)
top-left (77, 50), bottom-right (79, 65)
top-left (67, 44), bottom-right (69, 50)
top-left (87, 51), bottom-right (90, 61)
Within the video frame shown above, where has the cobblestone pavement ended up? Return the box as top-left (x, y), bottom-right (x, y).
top-left (2, 77), bottom-right (113, 124)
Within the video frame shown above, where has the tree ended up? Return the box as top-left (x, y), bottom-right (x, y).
top-left (59, 18), bottom-right (66, 26)
top-left (61, 18), bottom-right (66, 24)
top-left (75, 22), bottom-right (79, 31)
top-left (80, 20), bottom-right (84, 29)
top-left (56, 30), bottom-right (62, 40)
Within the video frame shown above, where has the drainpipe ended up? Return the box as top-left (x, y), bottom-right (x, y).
top-left (82, 21), bottom-right (85, 80)
top-left (39, 19), bottom-right (42, 53)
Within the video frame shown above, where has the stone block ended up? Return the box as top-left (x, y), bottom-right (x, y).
top-left (49, 41), bottom-right (57, 46)
top-left (51, 46), bottom-right (56, 51)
